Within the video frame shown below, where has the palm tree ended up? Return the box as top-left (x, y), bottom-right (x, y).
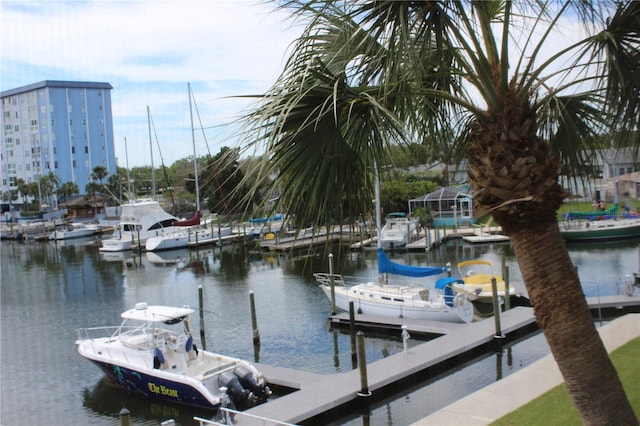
top-left (241, 1), bottom-right (639, 423)
top-left (91, 165), bottom-right (109, 185)
top-left (57, 181), bottom-right (80, 209)
top-left (40, 172), bottom-right (61, 210)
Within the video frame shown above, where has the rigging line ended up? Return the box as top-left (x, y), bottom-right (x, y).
top-left (191, 91), bottom-right (231, 212)
top-left (191, 95), bottom-right (212, 157)
top-left (149, 113), bottom-right (176, 209)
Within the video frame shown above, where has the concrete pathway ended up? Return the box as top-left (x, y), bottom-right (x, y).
top-left (413, 313), bottom-right (640, 425)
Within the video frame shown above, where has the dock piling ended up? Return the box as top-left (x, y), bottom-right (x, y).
top-left (119, 408), bottom-right (130, 426)
top-left (504, 266), bottom-right (510, 310)
top-left (349, 301), bottom-right (357, 365)
top-left (250, 290), bottom-right (260, 345)
top-left (356, 331), bottom-right (372, 397)
top-left (329, 253), bottom-right (336, 315)
top-left (198, 285), bottom-right (207, 350)
top-left (491, 277), bottom-right (504, 338)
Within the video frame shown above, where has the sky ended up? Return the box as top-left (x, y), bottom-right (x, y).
top-left (1, 1), bottom-right (595, 170)
top-left (1, 0), bottom-right (301, 168)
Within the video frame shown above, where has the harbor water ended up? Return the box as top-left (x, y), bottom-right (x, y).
top-left (1, 236), bottom-right (637, 425)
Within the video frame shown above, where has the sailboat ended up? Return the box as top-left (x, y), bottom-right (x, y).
top-left (314, 169), bottom-right (474, 323)
top-left (145, 83), bottom-right (223, 252)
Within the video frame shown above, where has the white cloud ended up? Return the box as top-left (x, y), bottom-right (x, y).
top-left (1, 0), bottom-right (299, 167)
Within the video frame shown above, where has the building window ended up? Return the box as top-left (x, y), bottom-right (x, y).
top-left (69, 118), bottom-right (73, 126)
top-left (51, 119), bottom-right (55, 126)
top-left (54, 161), bottom-right (58, 169)
top-left (84, 146), bottom-right (89, 153)
top-left (14, 125), bottom-right (19, 132)
top-left (72, 160), bottom-right (76, 168)
top-left (71, 147), bottom-right (75, 154)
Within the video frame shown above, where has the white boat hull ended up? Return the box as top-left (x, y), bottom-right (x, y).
top-left (49, 223), bottom-right (100, 240)
top-left (320, 283), bottom-right (473, 323)
top-left (146, 226), bottom-right (232, 251)
top-left (380, 217), bottom-right (418, 249)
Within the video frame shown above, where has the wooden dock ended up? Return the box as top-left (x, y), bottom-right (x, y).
top-left (239, 294), bottom-right (640, 425)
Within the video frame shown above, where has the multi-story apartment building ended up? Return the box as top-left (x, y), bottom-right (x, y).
top-left (1, 80), bottom-right (116, 212)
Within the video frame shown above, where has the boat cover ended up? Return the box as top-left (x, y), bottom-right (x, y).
top-left (121, 304), bottom-right (194, 322)
top-left (377, 248), bottom-right (447, 277)
top-left (435, 277), bottom-right (465, 289)
top-left (566, 204), bottom-right (618, 219)
top-left (174, 210), bottom-right (201, 227)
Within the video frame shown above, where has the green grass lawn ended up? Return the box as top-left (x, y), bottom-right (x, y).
top-left (492, 336), bottom-right (640, 425)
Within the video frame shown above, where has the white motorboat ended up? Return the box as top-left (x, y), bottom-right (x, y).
top-left (99, 200), bottom-right (179, 252)
top-left (380, 212), bottom-right (418, 249)
top-left (76, 302), bottom-right (271, 410)
top-left (314, 249), bottom-right (473, 323)
top-left (145, 224), bottom-right (232, 252)
top-left (451, 259), bottom-right (518, 317)
top-left (49, 222), bottom-right (100, 240)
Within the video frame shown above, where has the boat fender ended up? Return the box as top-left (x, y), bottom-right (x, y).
top-left (154, 347), bottom-right (165, 369)
top-left (185, 335), bottom-right (193, 353)
top-left (218, 371), bottom-right (249, 406)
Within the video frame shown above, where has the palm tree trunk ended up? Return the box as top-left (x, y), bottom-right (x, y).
top-left (509, 221), bottom-right (637, 425)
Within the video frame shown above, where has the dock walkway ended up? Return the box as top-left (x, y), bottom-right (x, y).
top-left (243, 294), bottom-right (640, 425)
top-left (247, 307), bottom-right (536, 424)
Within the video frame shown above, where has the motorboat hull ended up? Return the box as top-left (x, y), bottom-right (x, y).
top-left (49, 223), bottom-right (100, 240)
top-left (99, 236), bottom-right (133, 252)
top-left (89, 358), bottom-right (218, 409)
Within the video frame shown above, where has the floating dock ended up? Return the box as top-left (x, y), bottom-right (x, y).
top-left (239, 294), bottom-right (640, 425)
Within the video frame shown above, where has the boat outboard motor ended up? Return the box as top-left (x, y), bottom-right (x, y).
top-left (218, 371), bottom-right (250, 407)
top-left (233, 365), bottom-right (271, 401)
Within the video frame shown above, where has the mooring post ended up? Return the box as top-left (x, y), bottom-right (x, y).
top-left (198, 285), bottom-right (207, 350)
top-left (401, 325), bottom-right (410, 352)
top-left (119, 408), bottom-right (130, 426)
top-left (356, 331), bottom-right (371, 397)
top-left (504, 266), bottom-right (510, 310)
top-left (491, 277), bottom-right (504, 338)
top-left (249, 290), bottom-right (260, 345)
top-left (329, 253), bottom-right (336, 315)
top-left (349, 301), bottom-right (357, 364)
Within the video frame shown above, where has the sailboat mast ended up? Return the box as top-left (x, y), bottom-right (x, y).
top-left (124, 137), bottom-right (132, 200)
top-left (147, 105), bottom-right (156, 199)
top-left (375, 167), bottom-right (382, 250)
top-left (188, 83), bottom-right (200, 212)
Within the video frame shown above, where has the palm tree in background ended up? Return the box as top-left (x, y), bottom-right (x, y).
top-left (241, 1), bottom-right (640, 423)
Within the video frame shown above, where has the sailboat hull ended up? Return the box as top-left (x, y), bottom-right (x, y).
top-left (320, 283), bottom-right (473, 323)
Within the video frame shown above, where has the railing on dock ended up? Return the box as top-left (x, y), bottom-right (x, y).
top-left (194, 407), bottom-right (297, 426)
